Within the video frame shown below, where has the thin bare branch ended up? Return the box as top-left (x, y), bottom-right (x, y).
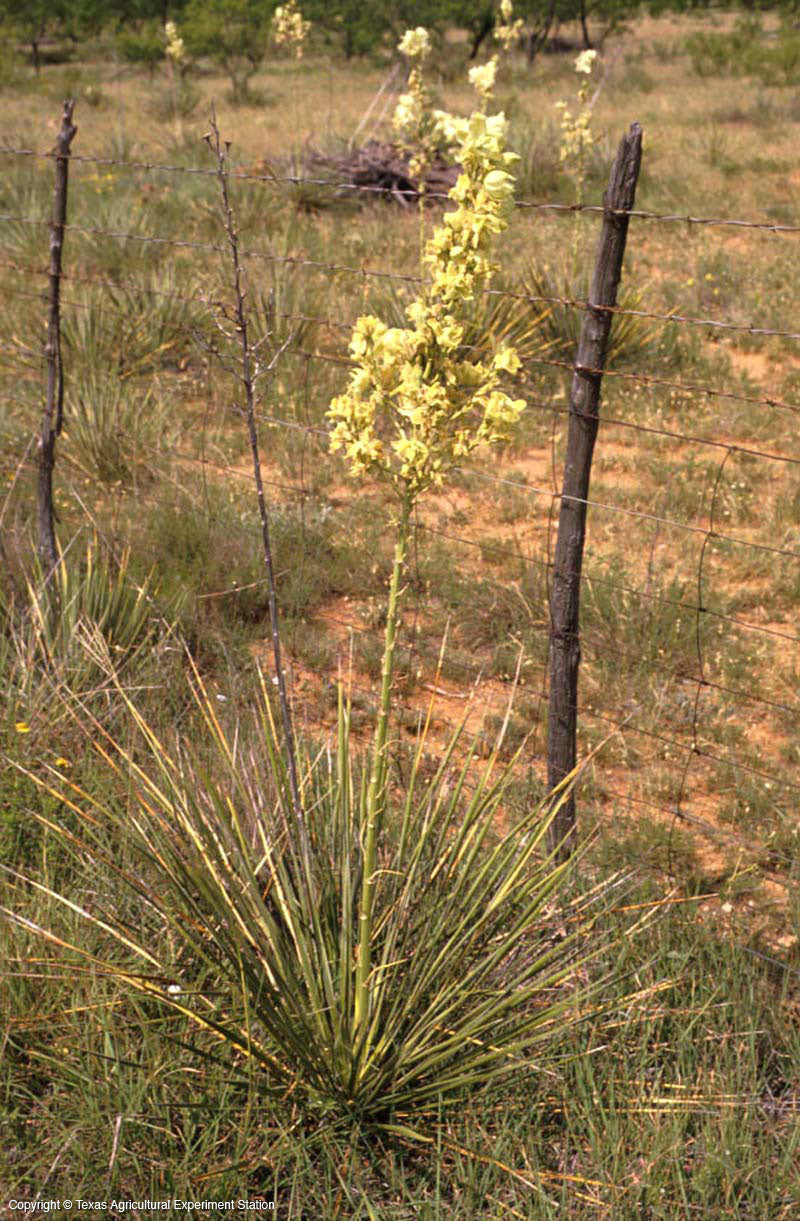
top-left (205, 111), bottom-right (306, 846)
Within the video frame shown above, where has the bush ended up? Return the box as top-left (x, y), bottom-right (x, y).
top-left (685, 18), bottom-right (800, 87)
top-left (117, 22), bottom-right (165, 77)
top-left (183, 0), bottom-right (273, 103)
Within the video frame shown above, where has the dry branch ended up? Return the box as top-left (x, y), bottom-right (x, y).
top-left (305, 141), bottom-right (459, 207)
top-left (206, 113), bottom-right (306, 845)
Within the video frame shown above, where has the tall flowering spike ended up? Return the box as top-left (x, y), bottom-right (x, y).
top-left (164, 20), bottom-right (186, 67)
top-left (556, 49), bottom-right (598, 203)
top-left (495, 0), bottom-right (524, 53)
top-left (272, 0), bottom-right (311, 59)
top-left (328, 104), bottom-right (525, 501)
top-left (392, 27), bottom-right (442, 181)
top-left (398, 27), bottom-right (431, 59)
top-left (575, 48), bottom-right (598, 75)
top-left (468, 56), bottom-right (498, 106)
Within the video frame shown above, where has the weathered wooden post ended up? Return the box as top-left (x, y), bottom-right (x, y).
top-left (38, 99), bottom-right (77, 576)
top-left (546, 121), bottom-right (643, 857)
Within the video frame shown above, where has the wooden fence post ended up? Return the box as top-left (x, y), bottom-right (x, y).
top-left (38, 99), bottom-right (77, 575)
top-left (546, 120), bottom-right (643, 858)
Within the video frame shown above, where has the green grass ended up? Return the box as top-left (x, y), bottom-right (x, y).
top-left (2, 844), bottom-right (798, 1212)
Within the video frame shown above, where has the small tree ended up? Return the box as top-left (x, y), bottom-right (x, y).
top-left (117, 21), bottom-right (166, 77)
top-left (1, 0), bottom-right (67, 73)
top-left (183, 0), bottom-right (274, 102)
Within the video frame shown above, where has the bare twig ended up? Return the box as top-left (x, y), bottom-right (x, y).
top-left (108, 1113), bottom-right (123, 1175)
top-left (205, 112), bottom-right (305, 844)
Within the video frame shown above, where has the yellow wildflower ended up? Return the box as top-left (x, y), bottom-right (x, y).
top-left (574, 49), bottom-right (598, 75)
top-left (14, 721), bottom-right (31, 734)
top-left (164, 20), bottom-right (186, 66)
top-left (495, 0), bottom-right (524, 54)
top-left (468, 57), bottom-right (498, 104)
top-left (398, 27), bottom-right (431, 59)
top-left (556, 49), bottom-right (597, 204)
top-left (272, 0), bottom-right (311, 58)
top-left (393, 28), bottom-right (441, 181)
top-left (328, 97), bottom-right (524, 500)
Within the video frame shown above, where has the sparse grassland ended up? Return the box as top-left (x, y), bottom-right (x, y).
top-left (1, 12), bottom-right (799, 1213)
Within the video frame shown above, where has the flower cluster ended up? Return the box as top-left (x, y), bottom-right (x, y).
top-left (575, 48), bottom-right (598, 75)
top-left (495, 0), bottom-right (524, 53)
top-left (398, 26), bottom-right (430, 59)
top-left (556, 49), bottom-right (598, 203)
top-left (392, 27), bottom-right (443, 182)
top-left (468, 56), bottom-right (498, 105)
top-left (164, 20), bottom-right (186, 68)
top-left (272, 0), bottom-right (311, 59)
top-left (329, 74), bottom-right (524, 500)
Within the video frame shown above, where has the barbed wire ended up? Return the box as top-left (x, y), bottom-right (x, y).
top-left (2, 210), bottom-right (800, 342)
top-left (5, 280), bottom-right (798, 468)
top-left (6, 445), bottom-right (796, 878)
top-left (6, 393), bottom-right (799, 657)
top-left (94, 425), bottom-right (800, 642)
top-left (419, 518), bottom-right (800, 648)
top-left (231, 633), bottom-right (800, 876)
top-left (79, 441), bottom-right (799, 723)
top-left (5, 141), bottom-right (799, 896)
top-left (27, 253), bottom-right (800, 415)
top-left (20, 446), bottom-right (800, 791)
top-left (1, 143), bottom-right (798, 233)
top-left (9, 248), bottom-right (797, 424)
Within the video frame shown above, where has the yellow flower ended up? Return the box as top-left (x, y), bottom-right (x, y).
top-left (272, 0), bottom-right (311, 58)
top-left (398, 27), bottom-right (431, 60)
top-left (327, 80), bottom-right (525, 500)
top-left (55, 757), bottom-right (71, 769)
top-left (392, 30), bottom-right (445, 180)
top-left (495, 0), bottom-right (524, 54)
top-left (493, 347), bottom-right (521, 374)
top-left (468, 57), bottom-right (498, 103)
top-left (164, 20), bottom-right (186, 65)
top-left (14, 722), bottom-right (31, 734)
top-left (574, 49), bottom-right (598, 75)
top-left (483, 168), bottom-right (515, 202)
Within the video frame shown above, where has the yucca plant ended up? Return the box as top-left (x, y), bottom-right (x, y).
top-left (4, 663), bottom-right (643, 1138)
top-left (65, 371), bottom-right (163, 486)
top-left (525, 51), bottom-right (663, 372)
top-left (62, 270), bottom-right (206, 381)
top-left (1, 537), bottom-right (172, 710)
top-left (522, 260), bottom-right (663, 370)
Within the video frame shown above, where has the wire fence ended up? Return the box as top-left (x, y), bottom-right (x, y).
top-left (1, 129), bottom-right (798, 911)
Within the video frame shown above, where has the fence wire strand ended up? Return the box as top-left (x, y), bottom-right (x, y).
top-left (1, 142), bottom-right (799, 233)
top-left (2, 209), bottom-right (800, 342)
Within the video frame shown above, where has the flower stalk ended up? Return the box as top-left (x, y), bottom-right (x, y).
top-left (354, 492), bottom-right (412, 1034)
top-left (331, 33), bottom-right (526, 1041)
top-left (556, 49), bottom-right (598, 265)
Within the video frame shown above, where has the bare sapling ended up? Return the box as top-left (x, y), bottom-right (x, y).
top-left (38, 99), bottom-right (77, 577)
top-left (205, 113), bottom-right (305, 846)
